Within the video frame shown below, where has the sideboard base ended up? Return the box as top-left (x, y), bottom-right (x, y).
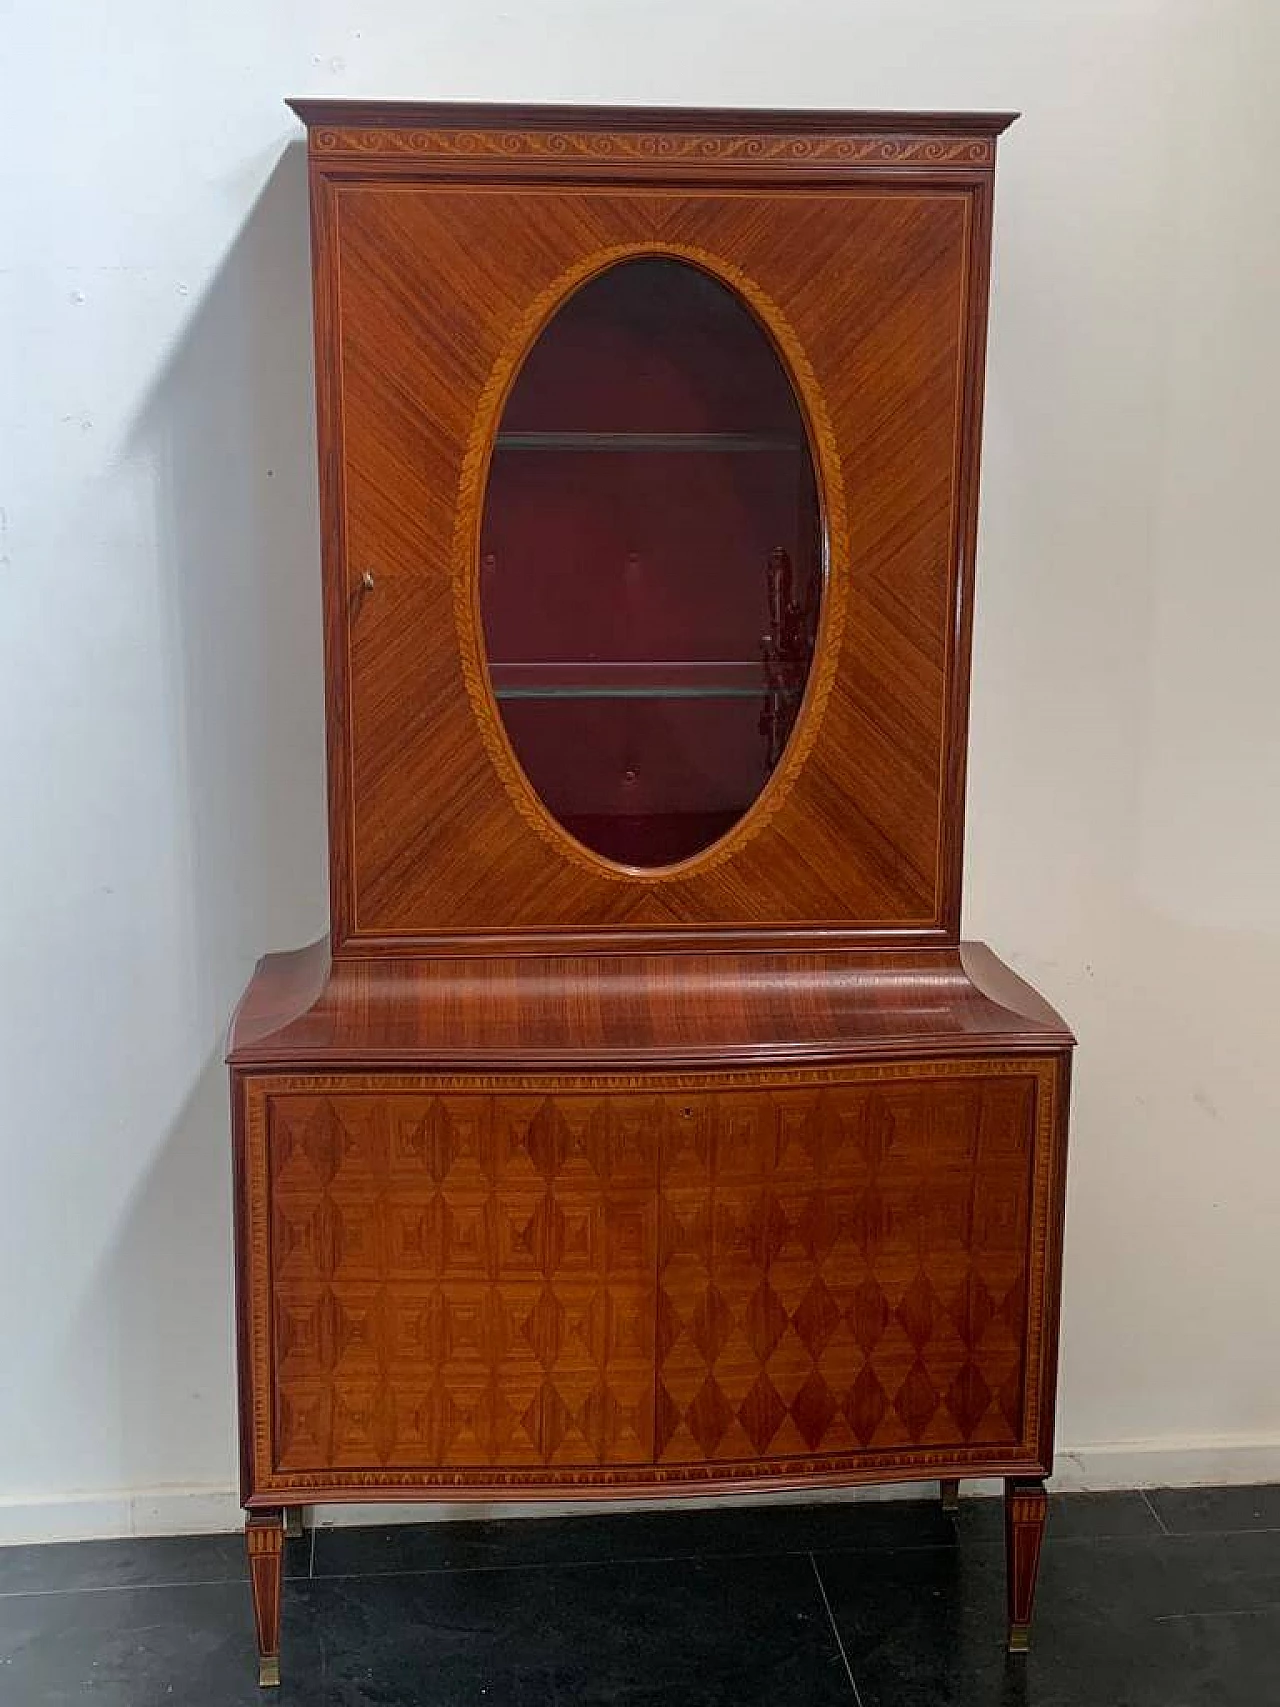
top-left (230, 938), bottom-right (1071, 1684)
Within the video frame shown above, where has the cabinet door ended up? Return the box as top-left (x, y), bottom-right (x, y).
top-left (655, 1073), bottom-right (1042, 1465)
top-left (238, 1062), bottom-right (1059, 1498)
top-left (256, 1088), bottom-right (659, 1478)
top-left (321, 178), bottom-right (979, 945)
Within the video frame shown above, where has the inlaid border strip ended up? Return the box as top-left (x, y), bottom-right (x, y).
top-left (311, 128), bottom-right (995, 169)
top-left (451, 239), bottom-right (850, 885)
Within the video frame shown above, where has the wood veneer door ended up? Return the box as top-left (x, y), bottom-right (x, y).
top-left (263, 1090), bottom-right (659, 1475)
top-left (325, 180), bottom-right (977, 945)
top-left (241, 1061), bottom-right (1058, 1497)
top-left (656, 1073), bottom-right (1039, 1465)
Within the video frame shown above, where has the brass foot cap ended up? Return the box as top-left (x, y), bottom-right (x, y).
top-left (259, 1655), bottom-right (281, 1688)
top-left (1007, 1624), bottom-right (1030, 1655)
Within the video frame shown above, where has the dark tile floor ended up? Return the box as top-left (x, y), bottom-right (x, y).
top-left (1, 1485), bottom-right (1277, 1705)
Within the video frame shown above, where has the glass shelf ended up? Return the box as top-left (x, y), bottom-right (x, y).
top-left (489, 660), bottom-right (807, 702)
top-left (494, 431), bottom-right (805, 454)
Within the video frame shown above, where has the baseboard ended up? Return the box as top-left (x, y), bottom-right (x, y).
top-left (1049, 1436), bottom-right (1280, 1492)
top-left (3, 1435), bottom-right (1278, 1545)
top-left (0, 1488), bottom-right (244, 1546)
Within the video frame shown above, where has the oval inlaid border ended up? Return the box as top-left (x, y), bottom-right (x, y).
top-left (453, 242), bottom-right (851, 884)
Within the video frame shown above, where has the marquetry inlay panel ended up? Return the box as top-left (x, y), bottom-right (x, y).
top-left (268, 1091), bottom-right (658, 1471)
top-left (246, 1060), bottom-right (1050, 1490)
top-left (654, 1076), bottom-right (1032, 1464)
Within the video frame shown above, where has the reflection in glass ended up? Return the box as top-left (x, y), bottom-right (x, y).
top-left (480, 257), bottom-right (823, 867)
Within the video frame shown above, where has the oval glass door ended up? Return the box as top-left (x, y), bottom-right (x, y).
top-left (480, 256), bottom-right (823, 868)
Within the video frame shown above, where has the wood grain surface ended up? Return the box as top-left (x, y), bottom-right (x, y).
top-left (230, 103), bottom-right (1067, 1661)
top-left (297, 105), bottom-right (1004, 952)
top-left (236, 1054), bottom-right (1066, 1501)
top-left (228, 939), bottom-right (1072, 1070)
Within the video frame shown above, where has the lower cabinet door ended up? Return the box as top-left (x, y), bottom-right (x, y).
top-left (260, 1088), bottom-right (660, 1475)
top-left (237, 1060), bottom-right (1062, 1496)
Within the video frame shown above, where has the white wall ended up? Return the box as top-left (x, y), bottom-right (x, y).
top-left (2, 0), bottom-right (1277, 1539)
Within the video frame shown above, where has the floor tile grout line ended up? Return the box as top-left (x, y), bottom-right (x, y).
top-left (1137, 1487), bottom-right (1280, 1540)
top-left (0, 1539), bottom-right (970, 1599)
top-left (0, 1576), bottom-right (275, 1601)
top-left (1141, 1490), bottom-right (1172, 1537)
top-left (809, 1551), bottom-right (865, 1707)
top-left (1147, 1522), bottom-right (1280, 1538)
top-left (8, 1502), bottom-right (1278, 1601)
top-left (1155, 1602), bottom-right (1280, 1625)
top-left (4, 1522), bottom-right (1200, 1600)
top-left (305, 1546), bottom-right (817, 1583)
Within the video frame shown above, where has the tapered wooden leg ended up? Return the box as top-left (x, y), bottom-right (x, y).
top-left (1004, 1478), bottom-right (1048, 1653)
top-left (940, 1478), bottom-right (960, 1515)
top-left (246, 1509), bottom-right (284, 1687)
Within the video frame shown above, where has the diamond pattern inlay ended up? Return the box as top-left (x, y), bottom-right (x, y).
top-left (793, 1277), bottom-right (843, 1355)
top-left (849, 1277), bottom-right (891, 1353)
top-left (740, 1373), bottom-right (789, 1454)
top-left (847, 1364), bottom-right (890, 1445)
top-left (689, 1287), bottom-right (735, 1363)
top-left (655, 1077), bottom-right (1033, 1464)
top-left (265, 1074), bottom-right (1036, 1479)
top-left (743, 1281), bottom-right (790, 1361)
top-left (895, 1274), bottom-right (937, 1352)
top-left (947, 1363), bottom-right (993, 1440)
top-left (270, 1093), bottom-right (662, 1472)
top-left (686, 1378), bottom-right (736, 1456)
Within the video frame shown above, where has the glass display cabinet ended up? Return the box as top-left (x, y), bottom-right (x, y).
top-left (228, 100), bottom-right (1073, 1686)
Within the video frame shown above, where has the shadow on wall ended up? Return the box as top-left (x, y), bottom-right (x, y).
top-left (84, 141), bottom-right (328, 1505)
top-left (133, 137), bottom-right (329, 1020)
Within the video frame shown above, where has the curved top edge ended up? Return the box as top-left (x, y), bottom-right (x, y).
top-left (959, 941), bottom-right (1076, 1045)
top-left (285, 99), bottom-right (1019, 137)
top-left (227, 936), bottom-right (1071, 1070)
top-left (227, 936), bottom-right (331, 1059)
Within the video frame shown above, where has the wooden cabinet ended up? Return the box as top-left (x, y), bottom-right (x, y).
top-left (228, 100), bottom-right (1071, 1685)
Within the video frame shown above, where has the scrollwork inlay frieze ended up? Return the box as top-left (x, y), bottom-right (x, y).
top-left (312, 127), bottom-right (993, 169)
